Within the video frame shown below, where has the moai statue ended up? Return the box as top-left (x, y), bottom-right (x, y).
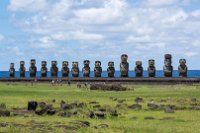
top-left (71, 62), bottom-right (79, 77)
top-left (178, 59), bottom-right (187, 77)
top-left (148, 59), bottom-right (156, 77)
top-left (19, 61), bottom-right (26, 77)
top-left (9, 63), bottom-right (15, 77)
top-left (50, 61), bottom-right (58, 77)
top-left (120, 54), bottom-right (129, 77)
top-left (135, 61), bottom-right (143, 77)
top-left (82, 60), bottom-right (90, 77)
top-left (163, 54), bottom-right (173, 77)
top-left (41, 61), bottom-right (47, 77)
top-left (62, 61), bottom-right (69, 77)
top-left (107, 61), bottom-right (115, 77)
top-left (94, 61), bottom-right (102, 77)
top-left (29, 59), bottom-right (37, 77)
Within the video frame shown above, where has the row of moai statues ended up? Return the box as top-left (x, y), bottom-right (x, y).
top-left (8, 54), bottom-right (187, 78)
top-left (118, 54), bottom-right (187, 77)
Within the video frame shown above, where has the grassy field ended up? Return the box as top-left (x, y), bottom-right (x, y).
top-left (0, 82), bottom-right (200, 133)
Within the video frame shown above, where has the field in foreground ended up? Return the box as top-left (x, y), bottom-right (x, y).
top-left (0, 82), bottom-right (200, 133)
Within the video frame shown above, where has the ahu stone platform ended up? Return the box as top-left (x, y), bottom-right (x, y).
top-left (0, 77), bottom-right (200, 84)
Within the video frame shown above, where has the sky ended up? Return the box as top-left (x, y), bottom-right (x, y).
top-left (0, 0), bottom-right (200, 71)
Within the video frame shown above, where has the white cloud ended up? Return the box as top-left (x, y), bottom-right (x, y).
top-left (146, 0), bottom-right (179, 6)
top-left (8, 0), bottom-right (47, 12)
top-left (0, 34), bottom-right (4, 41)
top-left (30, 36), bottom-right (57, 49)
top-left (185, 52), bottom-right (198, 57)
top-left (5, 0), bottom-right (200, 69)
top-left (126, 35), bottom-right (151, 43)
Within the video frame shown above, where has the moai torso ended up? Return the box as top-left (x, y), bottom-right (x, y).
top-left (19, 61), bottom-right (26, 77)
top-left (71, 62), bottom-right (79, 77)
top-left (62, 61), bottom-right (69, 77)
top-left (148, 59), bottom-right (156, 77)
top-left (178, 59), bottom-right (187, 77)
top-left (94, 61), bottom-right (102, 77)
top-left (82, 60), bottom-right (90, 77)
top-left (29, 59), bottom-right (37, 77)
top-left (41, 61), bottom-right (47, 77)
top-left (163, 54), bottom-right (173, 77)
top-left (50, 61), bottom-right (58, 77)
top-left (9, 63), bottom-right (15, 77)
top-left (107, 61), bottom-right (115, 78)
top-left (120, 54), bottom-right (129, 77)
top-left (135, 61), bottom-right (143, 77)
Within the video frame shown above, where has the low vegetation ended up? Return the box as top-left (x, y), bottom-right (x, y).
top-left (0, 82), bottom-right (200, 133)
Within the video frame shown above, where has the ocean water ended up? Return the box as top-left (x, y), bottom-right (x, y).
top-left (0, 70), bottom-right (200, 78)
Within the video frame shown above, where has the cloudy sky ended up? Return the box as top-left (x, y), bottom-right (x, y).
top-left (0, 0), bottom-right (200, 70)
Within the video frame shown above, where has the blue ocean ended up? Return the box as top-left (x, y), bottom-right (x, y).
top-left (0, 70), bottom-right (200, 78)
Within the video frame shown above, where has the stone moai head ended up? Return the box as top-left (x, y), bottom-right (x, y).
top-left (84, 60), bottom-right (90, 67)
top-left (51, 61), bottom-right (57, 67)
top-left (164, 54), bottom-right (172, 66)
top-left (178, 58), bottom-right (187, 77)
top-left (62, 61), bottom-right (68, 67)
top-left (41, 61), bottom-right (47, 67)
top-left (121, 54), bottom-right (128, 63)
top-left (107, 61), bottom-right (115, 78)
top-left (108, 61), bottom-right (114, 67)
top-left (148, 59), bottom-right (156, 77)
top-left (10, 63), bottom-right (14, 68)
top-left (135, 61), bottom-right (143, 77)
top-left (95, 61), bottom-right (101, 67)
top-left (179, 59), bottom-right (186, 66)
top-left (136, 61), bottom-right (142, 66)
top-left (30, 59), bottom-right (36, 67)
top-left (20, 61), bottom-right (25, 67)
top-left (72, 62), bottom-right (78, 68)
top-left (9, 63), bottom-right (15, 77)
top-left (148, 59), bottom-right (155, 67)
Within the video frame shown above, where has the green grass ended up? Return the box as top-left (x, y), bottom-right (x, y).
top-left (0, 82), bottom-right (200, 133)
